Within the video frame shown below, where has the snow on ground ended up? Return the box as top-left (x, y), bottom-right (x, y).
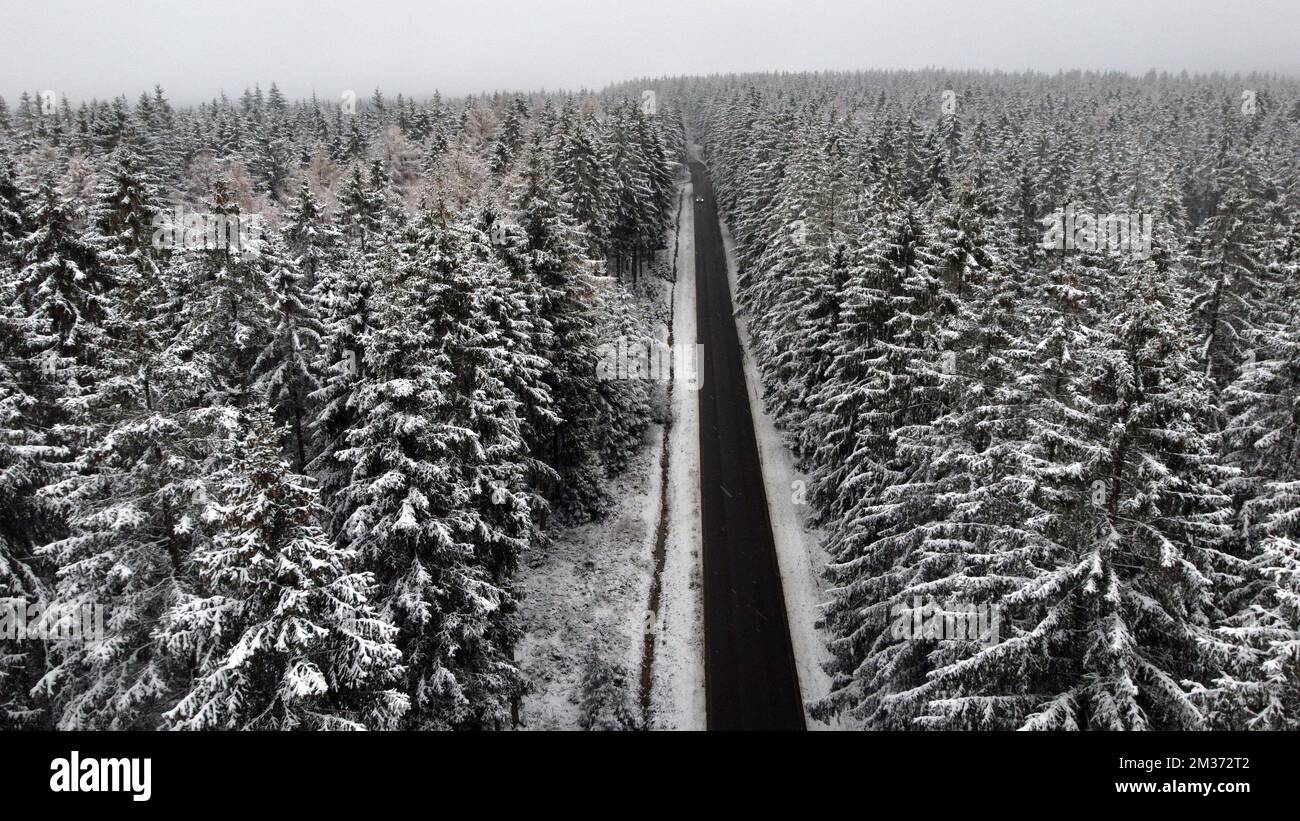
top-left (691, 141), bottom-right (839, 729)
top-left (516, 422), bottom-right (661, 730)
top-left (517, 166), bottom-right (704, 730)
top-left (648, 172), bottom-right (706, 729)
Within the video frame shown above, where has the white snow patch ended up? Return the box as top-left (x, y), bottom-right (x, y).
top-left (515, 427), bottom-right (660, 730)
top-left (517, 166), bottom-right (704, 730)
top-left (648, 171), bottom-right (705, 729)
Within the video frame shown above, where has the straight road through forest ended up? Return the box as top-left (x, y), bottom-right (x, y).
top-left (691, 159), bottom-right (805, 731)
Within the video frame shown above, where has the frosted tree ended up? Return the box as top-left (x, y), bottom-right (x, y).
top-left (488, 98), bottom-right (526, 176)
top-left (518, 146), bottom-right (613, 517)
top-left (160, 405), bottom-right (407, 730)
top-left (30, 128), bottom-right (188, 719)
top-left (1200, 220), bottom-right (1300, 729)
top-left (281, 178), bottom-right (341, 289)
top-left (1222, 220), bottom-right (1300, 512)
top-left (605, 101), bottom-right (662, 279)
top-left (590, 271), bottom-right (651, 474)
top-left (252, 235), bottom-right (321, 472)
top-left (14, 173), bottom-right (112, 369)
top-left (0, 297), bottom-right (59, 728)
top-left (465, 203), bottom-right (558, 489)
top-left (246, 111), bottom-right (295, 201)
top-left (577, 650), bottom-right (638, 731)
top-left (551, 105), bottom-right (614, 256)
top-left (338, 229), bottom-right (526, 729)
top-left (1190, 168), bottom-right (1271, 388)
top-left (336, 163), bottom-right (385, 253)
top-left (34, 321), bottom-right (225, 729)
top-left (0, 151), bottom-right (27, 266)
top-left (997, 247), bottom-right (1232, 730)
top-left (168, 175), bottom-right (271, 406)
top-left (89, 131), bottom-right (162, 278)
top-left (812, 179), bottom-right (1028, 729)
top-left (806, 187), bottom-right (939, 520)
top-left (747, 111), bottom-right (857, 452)
top-left (9, 172), bottom-right (113, 573)
top-left (1193, 527), bottom-right (1300, 730)
top-left (308, 246), bottom-right (381, 536)
top-left (405, 206), bottom-right (542, 576)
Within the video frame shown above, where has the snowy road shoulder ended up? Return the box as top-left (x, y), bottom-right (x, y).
top-left (648, 171), bottom-right (705, 729)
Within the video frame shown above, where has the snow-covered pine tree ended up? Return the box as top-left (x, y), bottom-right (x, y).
top-left (0, 155), bottom-right (52, 728)
top-left (806, 182), bottom-right (938, 521)
top-left (7, 171), bottom-right (114, 596)
top-left (14, 172), bottom-right (113, 370)
top-left (0, 295), bottom-right (59, 728)
top-left (27, 131), bottom-right (175, 727)
top-left (464, 202), bottom-right (559, 495)
top-left (589, 269), bottom-right (652, 474)
top-left (0, 151), bottom-right (27, 267)
top-left (744, 110), bottom-right (854, 454)
top-left (605, 101), bottom-right (656, 280)
top-left (338, 220), bottom-right (526, 729)
top-left (246, 110), bottom-right (295, 202)
top-left (550, 105), bottom-right (615, 257)
top-left (336, 163), bottom-right (385, 253)
top-left (307, 245), bottom-right (381, 537)
top-left (811, 147), bottom-right (1029, 728)
top-left (405, 205), bottom-right (542, 577)
top-left (252, 233), bottom-right (321, 472)
top-left (518, 145), bottom-right (614, 517)
top-left (488, 98), bottom-right (526, 177)
top-left (1199, 218), bottom-right (1300, 728)
top-left (281, 178), bottom-right (341, 290)
top-left (168, 174), bottom-right (271, 407)
top-left (33, 276), bottom-right (225, 728)
top-left (159, 404), bottom-right (407, 730)
top-left (89, 131), bottom-right (162, 279)
top-left (1190, 164), bottom-right (1271, 389)
top-left (1001, 239), bottom-right (1234, 730)
top-left (1193, 523), bottom-right (1300, 729)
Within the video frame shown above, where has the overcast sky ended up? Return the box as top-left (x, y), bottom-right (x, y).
top-left (3, 0), bottom-right (1298, 105)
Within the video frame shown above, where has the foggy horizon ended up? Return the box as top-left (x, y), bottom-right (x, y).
top-left (3, 0), bottom-right (1299, 105)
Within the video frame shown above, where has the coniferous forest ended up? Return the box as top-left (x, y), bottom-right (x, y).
top-left (673, 70), bottom-right (1300, 730)
top-left (2, 67), bottom-right (1299, 734)
top-left (0, 87), bottom-right (681, 729)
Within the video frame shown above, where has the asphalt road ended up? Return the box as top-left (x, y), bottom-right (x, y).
top-left (691, 160), bottom-right (806, 731)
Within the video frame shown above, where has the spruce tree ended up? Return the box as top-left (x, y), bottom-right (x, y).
top-left (160, 405), bottom-right (407, 730)
top-left (252, 235), bottom-right (321, 472)
top-left (338, 225), bottom-right (526, 729)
